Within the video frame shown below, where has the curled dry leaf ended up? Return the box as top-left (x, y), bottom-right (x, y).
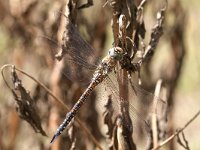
top-left (103, 95), bottom-right (114, 138)
top-left (11, 66), bottom-right (47, 136)
top-left (103, 96), bottom-right (118, 149)
top-left (142, 6), bottom-right (165, 62)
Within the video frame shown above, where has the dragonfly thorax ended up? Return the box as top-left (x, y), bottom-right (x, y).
top-left (94, 55), bottom-right (116, 76)
top-left (95, 47), bottom-right (124, 75)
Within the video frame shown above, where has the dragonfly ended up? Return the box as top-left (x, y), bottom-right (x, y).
top-left (46, 20), bottom-right (166, 143)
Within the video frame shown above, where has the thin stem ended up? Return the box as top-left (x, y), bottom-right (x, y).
top-left (153, 110), bottom-right (200, 150)
top-left (1, 64), bottom-right (15, 91)
top-left (152, 79), bottom-right (162, 148)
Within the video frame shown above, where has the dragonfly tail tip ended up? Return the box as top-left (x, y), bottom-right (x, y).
top-left (50, 134), bottom-right (58, 144)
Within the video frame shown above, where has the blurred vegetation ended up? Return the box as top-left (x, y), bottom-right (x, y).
top-left (0, 0), bottom-right (199, 150)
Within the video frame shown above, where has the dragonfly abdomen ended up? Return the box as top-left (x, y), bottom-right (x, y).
top-left (50, 73), bottom-right (106, 143)
top-left (50, 111), bottom-right (74, 143)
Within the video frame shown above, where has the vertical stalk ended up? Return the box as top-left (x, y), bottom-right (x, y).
top-left (152, 79), bottom-right (162, 148)
top-left (110, 0), bottom-right (137, 149)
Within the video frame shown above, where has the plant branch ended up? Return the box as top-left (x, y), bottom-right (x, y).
top-left (152, 79), bottom-right (162, 148)
top-left (153, 110), bottom-right (200, 150)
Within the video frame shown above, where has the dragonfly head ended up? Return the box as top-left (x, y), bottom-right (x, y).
top-left (108, 47), bottom-right (124, 60)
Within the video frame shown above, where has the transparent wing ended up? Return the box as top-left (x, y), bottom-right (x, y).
top-left (57, 20), bottom-right (102, 83)
top-left (39, 20), bottom-right (102, 84)
top-left (128, 79), bottom-right (167, 118)
top-left (95, 72), bottom-right (166, 143)
top-left (60, 20), bottom-right (98, 64)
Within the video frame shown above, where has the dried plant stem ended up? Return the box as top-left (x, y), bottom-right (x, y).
top-left (1, 64), bottom-right (14, 90)
top-left (153, 110), bottom-right (200, 150)
top-left (177, 131), bottom-right (191, 150)
top-left (152, 79), bottom-right (162, 148)
top-left (1, 64), bottom-right (103, 150)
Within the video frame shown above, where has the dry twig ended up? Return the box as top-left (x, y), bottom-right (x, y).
top-left (177, 131), bottom-right (191, 150)
top-left (153, 110), bottom-right (200, 150)
top-left (151, 79), bottom-right (163, 148)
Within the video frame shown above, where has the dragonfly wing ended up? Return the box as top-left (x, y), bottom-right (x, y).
top-left (103, 75), bottom-right (152, 134)
top-left (95, 75), bottom-right (149, 137)
top-left (95, 72), bottom-right (167, 143)
top-left (38, 20), bottom-right (101, 85)
top-left (60, 19), bottom-right (98, 63)
top-left (128, 79), bottom-right (167, 119)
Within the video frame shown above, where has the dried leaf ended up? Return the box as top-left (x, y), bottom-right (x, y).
top-left (11, 67), bottom-right (47, 136)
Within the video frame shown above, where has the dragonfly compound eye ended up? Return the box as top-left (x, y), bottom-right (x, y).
top-left (108, 47), bottom-right (123, 60)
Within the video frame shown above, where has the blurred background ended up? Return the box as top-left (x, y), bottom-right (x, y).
top-left (0, 0), bottom-right (199, 150)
